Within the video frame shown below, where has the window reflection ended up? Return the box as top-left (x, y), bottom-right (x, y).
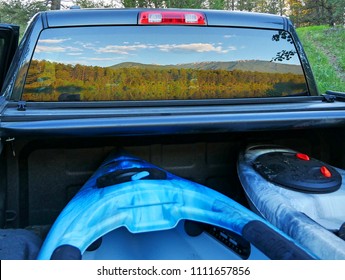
top-left (23, 26), bottom-right (307, 101)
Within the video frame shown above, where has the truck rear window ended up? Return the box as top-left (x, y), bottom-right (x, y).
top-left (22, 26), bottom-right (308, 102)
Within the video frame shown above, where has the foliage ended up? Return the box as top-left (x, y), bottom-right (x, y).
top-left (22, 59), bottom-right (307, 101)
top-left (297, 25), bottom-right (345, 93)
top-left (1, 0), bottom-right (344, 27)
top-left (119, 0), bottom-right (206, 8)
top-left (0, 0), bottom-right (47, 36)
top-left (74, 0), bottom-right (119, 8)
top-left (303, 0), bottom-right (345, 26)
top-left (271, 31), bottom-right (296, 62)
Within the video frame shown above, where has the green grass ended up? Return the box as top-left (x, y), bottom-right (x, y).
top-left (297, 25), bottom-right (345, 94)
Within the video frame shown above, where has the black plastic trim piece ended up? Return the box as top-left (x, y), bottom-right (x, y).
top-left (51, 244), bottom-right (82, 260)
top-left (242, 220), bottom-right (314, 260)
top-left (205, 224), bottom-right (251, 260)
top-left (97, 167), bottom-right (167, 188)
top-left (13, 96), bottom-right (323, 109)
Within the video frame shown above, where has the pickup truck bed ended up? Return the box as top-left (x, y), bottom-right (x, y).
top-left (3, 127), bottom-right (341, 227)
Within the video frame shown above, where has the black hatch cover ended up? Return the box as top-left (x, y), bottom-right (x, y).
top-left (253, 151), bottom-right (342, 193)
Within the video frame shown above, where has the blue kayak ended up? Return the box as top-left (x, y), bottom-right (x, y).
top-left (37, 151), bottom-right (314, 260)
top-left (237, 145), bottom-right (345, 260)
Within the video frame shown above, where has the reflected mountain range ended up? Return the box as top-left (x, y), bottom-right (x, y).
top-left (109, 60), bottom-right (303, 75)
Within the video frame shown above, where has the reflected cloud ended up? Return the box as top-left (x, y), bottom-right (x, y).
top-left (67, 52), bottom-right (83, 56)
top-left (158, 43), bottom-right (229, 53)
top-left (39, 38), bottom-right (70, 44)
top-left (95, 42), bottom-right (233, 55)
top-left (35, 45), bottom-right (66, 53)
top-left (36, 45), bottom-right (82, 53)
top-left (98, 44), bottom-right (148, 54)
top-left (224, 35), bottom-right (237, 39)
top-left (88, 57), bottom-right (119, 61)
top-left (36, 36), bottom-right (237, 59)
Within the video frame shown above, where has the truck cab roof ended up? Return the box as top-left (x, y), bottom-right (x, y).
top-left (42, 8), bottom-right (288, 30)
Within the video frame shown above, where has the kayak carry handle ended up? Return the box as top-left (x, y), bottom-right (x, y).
top-left (242, 220), bottom-right (314, 260)
top-left (97, 167), bottom-right (167, 188)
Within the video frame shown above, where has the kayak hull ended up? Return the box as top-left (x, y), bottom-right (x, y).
top-left (38, 150), bottom-right (314, 260)
top-left (237, 145), bottom-right (345, 260)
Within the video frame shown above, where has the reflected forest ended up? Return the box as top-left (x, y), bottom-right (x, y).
top-left (23, 60), bottom-right (307, 102)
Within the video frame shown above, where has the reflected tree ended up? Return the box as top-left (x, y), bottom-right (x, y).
top-left (271, 31), bottom-right (296, 62)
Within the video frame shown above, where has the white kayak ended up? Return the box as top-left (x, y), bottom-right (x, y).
top-left (237, 145), bottom-right (345, 260)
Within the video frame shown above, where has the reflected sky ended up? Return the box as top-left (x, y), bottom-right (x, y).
top-left (33, 26), bottom-right (302, 67)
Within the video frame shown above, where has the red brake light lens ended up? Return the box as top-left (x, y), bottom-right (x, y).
top-left (139, 11), bottom-right (207, 25)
